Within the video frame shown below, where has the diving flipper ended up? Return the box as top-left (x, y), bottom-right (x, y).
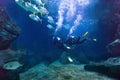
top-left (83, 31), bottom-right (89, 37)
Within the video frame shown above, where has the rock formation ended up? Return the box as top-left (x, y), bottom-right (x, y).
top-left (85, 57), bottom-right (120, 79)
top-left (0, 4), bottom-right (20, 50)
top-left (20, 61), bottom-right (115, 80)
top-left (107, 1), bottom-right (120, 56)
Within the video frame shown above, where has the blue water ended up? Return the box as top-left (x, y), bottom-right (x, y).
top-left (3, 0), bottom-right (117, 65)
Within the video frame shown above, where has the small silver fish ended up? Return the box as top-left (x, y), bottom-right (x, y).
top-left (15, 0), bottom-right (40, 13)
top-left (29, 14), bottom-right (42, 22)
top-left (63, 44), bottom-right (71, 50)
top-left (93, 39), bottom-right (97, 42)
top-left (68, 57), bottom-right (73, 62)
top-left (47, 24), bottom-right (55, 30)
top-left (47, 16), bottom-right (54, 24)
top-left (33, 0), bottom-right (45, 6)
top-left (83, 31), bottom-right (89, 37)
top-left (39, 6), bottom-right (49, 16)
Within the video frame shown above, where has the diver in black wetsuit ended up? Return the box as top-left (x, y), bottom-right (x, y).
top-left (65, 35), bottom-right (87, 46)
top-left (53, 35), bottom-right (87, 50)
top-left (53, 36), bottom-right (68, 50)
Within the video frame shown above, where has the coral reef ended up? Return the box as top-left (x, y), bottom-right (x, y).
top-left (0, 4), bottom-right (20, 50)
top-left (20, 61), bottom-right (115, 80)
top-left (85, 57), bottom-right (120, 79)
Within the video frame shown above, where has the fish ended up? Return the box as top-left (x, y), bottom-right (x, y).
top-left (83, 31), bottom-right (89, 37)
top-left (68, 57), bottom-right (73, 62)
top-left (29, 13), bottom-right (42, 22)
top-left (39, 6), bottom-right (49, 16)
top-left (32, 0), bottom-right (45, 6)
top-left (0, 49), bottom-right (23, 67)
top-left (15, 0), bottom-right (40, 13)
top-left (47, 16), bottom-right (54, 24)
top-left (93, 39), bottom-right (97, 42)
top-left (15, 0), bottom-right (49, 17)
top-left (15, 0), bottom-right (26, 9)
top-left (47, 24), bottom-right (55, 30)
top-left (24, 2), bottom-right (40, 13)
top-left (3, 61), bottom-right (23, 70)
top-left (63, 44), bottom-right (71, 50)
top-left (56, 37), bottom-right (61, 41)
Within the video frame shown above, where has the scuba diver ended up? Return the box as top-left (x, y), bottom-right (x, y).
top-left (64, 31), bottom-right (89, 47)
top-left (53, 35), bottom-right (87, 51)
top-left (65, 35), bottom-right (87, 46)
top-left (53, 36), bottom-right (68, 50)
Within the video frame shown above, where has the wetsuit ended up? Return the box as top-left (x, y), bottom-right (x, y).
top-left (53, 36), bottom-right (87, 50)
top-left (65, 36), bottom-right (87, 46)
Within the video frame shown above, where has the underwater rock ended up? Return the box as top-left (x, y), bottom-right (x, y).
top-left (103, 57), bottom-right (120, 66)
top-left (0, 49), bottom-right (23, 67)
top-left (84, 57), bottom-right (120, 79)
top-left (0, 4), bottom-right (20, 50)
top-left (0, 67), bottom-right (20, 80)
top-left (115, 24), bottom-right (120, 38)
top-left (107, 39), bottom-right (120, 56)
top-left (20, 61), bottom-right (115, 80)
top-left (106, 1), bottom-right (120, 56)
top-left (0, 49), bottom-right (26, 80)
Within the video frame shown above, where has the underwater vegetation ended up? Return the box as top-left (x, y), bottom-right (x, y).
top-left (0, 0), bottom-right (120, 80)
